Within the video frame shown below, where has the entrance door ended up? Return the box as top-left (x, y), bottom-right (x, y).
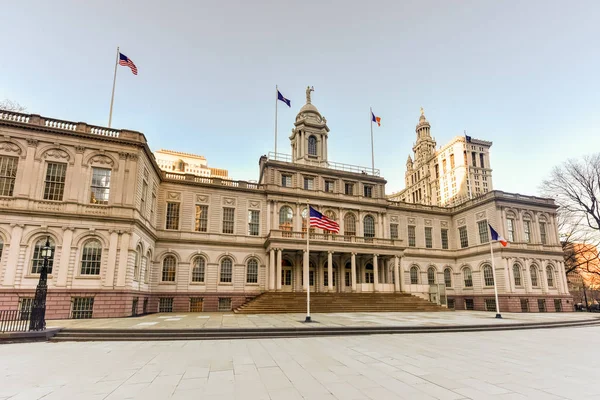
top-left (281, 259), bottom-right (293, 291)
top-left (365, 263), bottom-right (374, 284)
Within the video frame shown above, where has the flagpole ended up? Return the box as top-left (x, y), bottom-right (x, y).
top-left (370, 107), bottom-right (375, 174)
top-left (305, 200), bottom-right (311, 322)
top-left (490, 241), bottom-right (502, 318)
top-left (274, 85), bottom-right (278, 156)
top-left (108, 46), bottom-right (119, 128)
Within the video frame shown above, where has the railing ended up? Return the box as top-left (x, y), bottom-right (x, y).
top-left (268, 230), bottom-right (396, 245)
top-left (267, 152), bottom-right (380, 177)
top-left (163, 172), bottom-right (262, 190)
top-left (0, 310), bottom-right (31, 333)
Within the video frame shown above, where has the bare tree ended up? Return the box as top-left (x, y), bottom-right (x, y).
top-left (0, 99), bottom-right (27, 112)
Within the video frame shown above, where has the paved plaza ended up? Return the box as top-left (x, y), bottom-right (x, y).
top-left (2, 322), bottom-right (600, 399)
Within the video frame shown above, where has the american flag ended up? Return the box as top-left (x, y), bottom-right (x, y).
top-left (119, 52), bottom-right (138, 75)
top-left (309, 206), bottom-right (340, 233)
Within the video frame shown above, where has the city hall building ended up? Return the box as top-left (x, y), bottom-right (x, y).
top-left (0, 96), bottom-right (572, 318)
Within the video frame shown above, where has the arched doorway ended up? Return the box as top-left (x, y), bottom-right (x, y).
top-left (323, 261), bottom-right (338, 291)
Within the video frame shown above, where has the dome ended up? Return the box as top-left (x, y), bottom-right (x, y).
top-left (298, 102), bottom-right (321, 116)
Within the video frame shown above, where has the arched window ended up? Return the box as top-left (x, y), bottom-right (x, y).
top-left (162, 255), bottom-right (176, 282)
top-left (427, 267), bottom-right (436, 285)
top-left (546, 265), bottom-right (555, 287)
top-left (410, 266), bottom-right (419, 284)
top-left (134, 244), bottom-right (142, 281)
top-left (344, 213), bottom-right (356, 237)
top-left (144, 251), bottom-right (152, 283)
top-left (308, 135), bottom-right (317, 156)
top-left (444, 268), bottom-right (452, 288)
top-left (530, 265), bottom-right (539, 287)
top-left (463, 267), bottom-right (473, 288)
top-left (513, 264), bottom-right (522, 286)
top-left (220, 257), bottom-right (233, 283)
top-left (363, 215), bottom-right (375, 238)
top-left (192, 256), bottom-right (206, 283)
top-left (247, 258), bottom-right (258, 283)
top-left (0, 238), bottom-right (3, 260)
top-left (324, 210), bottom-right (337, 235)
top-left (80, 239), bottom-right (102, 275)
top-left (483, 264), bottom-right (494, 286)
top-left (31, 238), bottom-right (56, 274)
top-left (279, 206), bottom-right (293, 231)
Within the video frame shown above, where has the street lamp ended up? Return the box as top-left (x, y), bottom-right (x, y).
top-left (29, 236), bottom-right (52, 331)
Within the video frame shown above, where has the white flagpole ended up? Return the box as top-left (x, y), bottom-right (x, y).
top-left (305, 200), bottom-right (311, 322)
top-left (274, 85), bottom-right (278, 156)
top-left (370, 107), bottom-right (375, 174)
top-left (108, 46), bottom-right (119, 128)
top-left (490, 240), bottom-right (502, 318)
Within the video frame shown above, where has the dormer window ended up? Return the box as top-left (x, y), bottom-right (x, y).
top-left (308, 136), bottom-right (317, 156)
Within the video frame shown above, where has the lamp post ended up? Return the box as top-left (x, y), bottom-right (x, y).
top-left (29, 236), bottom-right (52, 331)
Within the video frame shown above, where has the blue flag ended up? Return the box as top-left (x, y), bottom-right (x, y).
top-left (465, 135), bottom-right (472, 143)
top-left (277, 90), bottom-right (291, 107)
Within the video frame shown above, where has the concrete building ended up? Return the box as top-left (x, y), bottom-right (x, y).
top-left (0, 96), bottom-right (572, 319)
top-left (153, 149), bottom-right (228, 178)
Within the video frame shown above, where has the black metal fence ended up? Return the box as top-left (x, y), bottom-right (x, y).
top-left (0, 309), bottom-right (31, 333)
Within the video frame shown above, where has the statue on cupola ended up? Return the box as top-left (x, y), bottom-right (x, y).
top-left (289, 85), bottom-right (330, 165)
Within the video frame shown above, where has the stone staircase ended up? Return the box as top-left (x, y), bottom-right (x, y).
top-left (234, 292), bottom-right (449, 314)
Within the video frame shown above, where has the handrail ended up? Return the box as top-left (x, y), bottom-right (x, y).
top-left (268, 229), bottom-right (396, 245)
top-left (267, 152), bottom-right (380, 177)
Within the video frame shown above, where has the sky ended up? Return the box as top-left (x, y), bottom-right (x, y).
top-left (2, 0), bottom-right (600, 196)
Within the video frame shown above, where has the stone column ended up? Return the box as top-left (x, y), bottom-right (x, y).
top-left (266, 201), bottom-right (271, 232)
top-left (506, 257), bottom-right (514, 292)
top-left (338, 254), bottom-right (345, 292)
top-left (303, 249), bottom-right (309, 291)
top-left (56, 227), bottom-right (74, 287)
top-left (3, 224), bottom-right (24, 286)
top-left (327, 251), bottom-right (333, 292)
top-left (104, 230), bottom-right (119, 288)
top-left (351, 252), bottom-right (357, 292)
top-left (394, 256), bottom-right (400, 292)
top-left (19, 140), bottom-right (37, 197)
top-left (116, 231), bottom-right (131, 287)
top-left (268, 249), bottom-right (275, 290)
top-left (295, 203), bottom-right (302, 232)
top-left (373, 254), bottom-right (379, 292)
top-left (276, 248), bottom-right (282, 291)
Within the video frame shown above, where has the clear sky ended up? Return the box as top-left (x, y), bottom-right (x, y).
top-left (2, 0), bottom-right (599, 196)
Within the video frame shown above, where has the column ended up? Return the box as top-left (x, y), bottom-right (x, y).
top-left (19, 140), bottom-right (37, 197)
top-left (116, 231), bottom-right (131, 287)
top-left (303, 250), bottom-right (309, 291)
top-left (268, 249), bottom-right (275, 290)
top-left (339, 254), bottom-right (345, 291)
top-left (56, 227), bottom-right (74, 287)
top-left (104, 230), bottom-right (119, 287)
top-left (351, 253), bottom-right (357, 292)
top-left (115, 154), bottom-right (127, 205)
top-left (327, 251), bottom-right (333, 292)
top-left (394, 256), bottom-right (400, 292)
top-left (373, 254), bottom-right (379, 292)
top-left (295, 252), bottom-right (303, 292)
top-left (295, 203), bottom-right (302, 232)
top-left (524, 259), bottom-right (532, 294)
top-left (276, 248), bottom-right (282, 291)
top-left (3, 224), bottom-right (24, 286)
top-left (506, 258), bottom-right (514, 292)
top-left (266, 201), bottom-right (271, 232)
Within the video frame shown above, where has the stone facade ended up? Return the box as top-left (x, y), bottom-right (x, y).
top-left (0, 101), bottom-right (572, 319)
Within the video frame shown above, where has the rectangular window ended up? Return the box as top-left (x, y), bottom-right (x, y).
top-left (158, 297), bottom-right (173, 312)
top-left (524, 221), bottom-right (531, 243)
top-left (442, 159), bottom-right (447, 173)
top-left (281, 174), bottom-right (292, 187)
top-left (166, 202), bottom-right (180, 230)
top-left (520, 299), bottom-right (529, 312)
top-left (434, 164), bottom-right (439, 179)
top-left (554, 299), bottom-right (562, 312)
top-left (71, 297), bottom-right (94, 319)
top-left (151, 192), bottom-right (156, 223)
top-left (538, 299), bottom-right (546, 312)
top-left (248, 210), bottom-right (260, 236)
top-left (450, 154), bottom-right (455, 169)
top-left (485, 299), bottom-right (496, 312)
top-left (480, 153), bottom-right (485, 168)
top-left (222, 207), bottom-right (235, 234)
top-left (459, 226), bottom-right (469, 248)
top-left (471, 152), bottom-right (477, 167)
top-left (344, 182), bottom-right (354, 195)
top-left (90, 167), bottom-right (111, 204)
top-left (324, 180), bottom-right (334, 193)
top-left (43, 162), bottom-right (67, 201)
top-left (18, 298), bottom-right (34, 321)
top-left (190, 297), bottom-right (203, 312)
top-left (441, 229), bottom-right (449, 249)
top-left (478, 220), bottom-right (489, 243)
top-left (465, 298), bottom-right (474, 310)
top-left (195, 205), bottom-right (208, 232)
top-left (0, 155), bottom-right (18, 196)
top-left (507, 219), bottom-right (515, 242)
top-left (390, 224), bottom-right (398, 239)
top-left (140, 180), bottom-right (148, 215)
top-left (408, 226), bottom-right (416, 247)
top-left (425, 227), bottom-right (433, 248)
top-left (304, 177), bottom-right (314, 190)
top-left (540, 222), bottom-right (547, 244)
top-left (218, 298), bottom-right (232, 311)
top-left (363, 185), bottom-right (373, 198)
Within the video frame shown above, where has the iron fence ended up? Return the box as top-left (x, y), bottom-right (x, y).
top-left (0, 309), bottom-right (31, 333)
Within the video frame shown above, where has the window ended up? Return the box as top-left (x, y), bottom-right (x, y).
top-left (524, 221), bottom-right (531, 243)
top-left (344, 213), bottom-right (356, 237)
top-left (304, 177), bottom-right (314, 190)
top-left (410, 266), bottom-right (419, 284)
top-left (447, 299), bottom-right (455, 309)
top-left (546, 265), bottom-right (555, 287)
top-left (530, 265), bottom-right (539, 287)
top-left (554, 299), bottom-right (562, 312)
top-left (279, 206), bottom-right (293, 231)
top-left (442, 159), bottom-right (447, 173)
top-left (162, 256), bottom-right (176, 282)
top-left (281, 174), bottom-right (292, 187)
top-left (538, 299), bottom-right (546, 312)
top-left (192, 257), bottom-right (205, 283)
top-left (520, 299), bottom-right (529, 312)
top-left (480, 153), bottom-right (484, 168)
top-left (159, 298), bottom-right (173, 312)
top-left (459, 226), bottom-right (468, 248)
top-left (450, 154), bottom-right (455, 168)
top-left (247, 259), bottom-right (258, 283)
top-left (465, 298), bottom-right (474, 310)
top-left (218, 298), bottom-right (232, 311)
top-left (220, 257), bottom-right (233, 283)
top-left (444, 268), bottom-right (452, 288)
top-left (478, 220), bottom-right (489, 243)
top-left (363, 185), bottom-right (373, 198)
top-left (43, 162), bottom-right (67, 201)
top-left (325, 180), bottom-right (334, 193)
top-left (18, 298), bottom-right (33, 321)
top-left (190, 297), bottom-right (203, 312)
top-left (90, 167), bottom-right (111, 204)
top-left (248, 210), bottom-right (260, 236)
top-left (308, 135), bottom-right (317, 156)
top-left (140, 180), bottom-right (148, 216)
top-left (540, 222), bottom-right (547, 244)
top-left (222, 207), bottom-right (235, 234)
top-left (71, 297), bottom-right (94, 319)
top-left (513, 264), bottom-right (522, 286)
top-left (31, 238), bottom-right (55, 274)
top-left (324, 270), bottom-right (328, 286)
top-left (427, 267), bottom-right (436, 285)
top-left (166, 202), bottom-right (180, 230)
top-left (471, 152), bottom-right (477, 166)
top-left (441, 229), bottom-right (449, 249)
top-left (506, 219), bottom-right (515, 242)
top-left (80, 240), bottom-right (102, 275)
top-left (144, 251), bottom-right (151, 284)
top-left (363, 215), bottom-right (375, 238)
top-left (133, 245), bottom-right (142, 281)
top-left (390, 224), bottom-right (398, 239)
top-left (463, 268), bottom-right (473, 287)
top-left (483, 264), bottom-right (494, 286)
top-left (485, 299), bottom-right (496, 312)
top-left (425, 227), bottom-right (433, 248)
top-left (0, 155), bottom-right (18, 196)
top-left (0, 238), bottom-right (3, 260)
top-left (194, 205), bottom-right (208, 232)
top-left (408, 226), bottom-right (416, 247)
top-left (151, 192), bottom-right (156, 223)
top-left (344, 182), bottom-right (354, 195)
top-left (434, 164), bottom-right (439, 179)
